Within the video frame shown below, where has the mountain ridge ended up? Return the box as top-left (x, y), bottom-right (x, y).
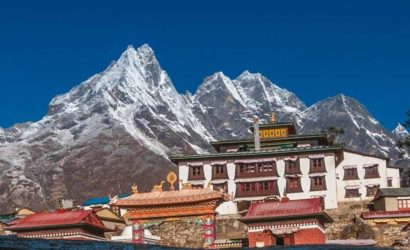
top-left (0, 44), bottom-right (406, 213)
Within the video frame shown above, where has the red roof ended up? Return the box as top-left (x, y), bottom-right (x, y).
top-left (240, 198), bottom-right (332, 223)
top-left (7, 210), bottom-right (110, 232)
top-left (362, 210), bottom-right (410, 219)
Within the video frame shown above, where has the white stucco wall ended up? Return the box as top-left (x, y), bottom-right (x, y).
top-left (178, 153), bottom-right (339, 210)
top-left (335, 150), bottom-right (400, 202)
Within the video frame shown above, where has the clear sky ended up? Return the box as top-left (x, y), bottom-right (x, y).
top-left (0, 0), bottom-right (409, 130)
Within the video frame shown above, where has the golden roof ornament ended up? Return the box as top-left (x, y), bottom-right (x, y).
top-left (179, 179), bottom-right (192, 190)
top-left (131, 183), bottom-right (138, 194)
top-left (270, 113), bottom-right (277, 124)
top-left (207, 180), bottom-right (212, 190)
top-left (166, 171), bottom-right (178, 190)
top-left (152, 181), bottom-right (165, 192)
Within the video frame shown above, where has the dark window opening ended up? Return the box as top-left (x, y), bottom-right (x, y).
top-left (285, 160), bottom-right (301, 175)
top-left (345, 188), bottom-right (360, 198)
top-left (310, 158), bottom-right (326, 173)
top-left (188, 165), bottom-right (205, 181)
top-left (310, 176), bottom-right (327, 191)
top-left (364, 165), bottom-right (380, 179)
top-left (286, 177), bottom-right (302, 193)
top-left (343, 168), bottom-right (359, 180)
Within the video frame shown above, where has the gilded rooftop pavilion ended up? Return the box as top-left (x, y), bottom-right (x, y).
top-left (112, 171), bottom-right (228, 248)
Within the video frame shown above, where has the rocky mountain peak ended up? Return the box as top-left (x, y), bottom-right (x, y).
top-left (393, 123), bottom-right (409, 140)
top-left (236, 70), bottom-right (262, 80)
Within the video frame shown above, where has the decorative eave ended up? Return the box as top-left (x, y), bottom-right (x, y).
top-left (7, 222), bottom-right (113, 232)
top-left (362, 210), bottom-right (410, 220)
top-left (124, 200), bottom-right (220, 220)
top-left (210, 133), bottom-right (329, 149)
top-left (114, 188), bottom-right (224, 207)
top-left (169, 145), bottom-right (342, 164)
top-left (238, 212), bottom-right (333, 224)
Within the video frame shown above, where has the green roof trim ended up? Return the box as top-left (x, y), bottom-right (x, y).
top-left (169, 145), bottom-right (342, 163)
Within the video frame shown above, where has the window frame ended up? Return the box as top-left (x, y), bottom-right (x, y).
top-left (188, 165), bottom-right (205, 181)
top-left (286, 176), bottom-right (303, 193)
top-left (345, 188), bottom-right (360, 198)
top-left (309, 158), bottom-right (326, 173)
top-left (310, 176), bottom-right (327, 191)
top-left (212, 164), bottom-right (228, 180)
top-left (343, 168), bottom-right (359, 180)
top-left (285, 160), bottom-right (301, 175)
top-left (364, 165), bottom-right (380, 179)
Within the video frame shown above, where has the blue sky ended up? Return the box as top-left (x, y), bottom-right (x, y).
top-left (0, 0), bottom-right (409, 130)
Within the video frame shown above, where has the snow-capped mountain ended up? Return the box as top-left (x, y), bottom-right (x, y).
top-left (0, 44), bottom-right (406, 212)
top-left (299, 94), bottom-right (404, 160)
top-left (393, 124), bottom-right (409, 140)
top-left (0, 44), bottom-right (213, 212)
top-left (190, 71), bottom-right (306, 139)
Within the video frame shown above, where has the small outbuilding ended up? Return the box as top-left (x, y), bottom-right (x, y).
top-left (239, 197), bottom-right (332, 247)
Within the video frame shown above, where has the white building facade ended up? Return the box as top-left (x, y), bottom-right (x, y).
top-left (171, 122), bottom-right (401, 212)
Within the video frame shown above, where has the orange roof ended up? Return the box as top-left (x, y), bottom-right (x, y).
top-left (114, 188), bottom-right (224, 206)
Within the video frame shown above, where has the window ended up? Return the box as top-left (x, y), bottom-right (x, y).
top-left (345, 188), bottom-right (360, 198)
top-left (188, 165), bottom-right (205, 181)
top-left (398, 199), bottom-right (410, 211)
top-left (387, 178), bottom-right (393, 187)
top-left (193, 166), bottom-right (201, 175)
top-left (364, 165), bottom-right (380, 179)
top-left (212, 164), bottom-right (228, 179)
top-left (259, 181), bottom-right (272, 191)
top-left (310, 176), bottom-right (327, 191)
top-left (239, 164), bottom-right (255, 174)
top-left (215, 165), bottom-right (224, 174)
top-left (237, 181), bottom-right (279, 197)
top-left (366, 185), bottom-right (379, 197)
top-left (242, 182), bottom-right (256, 192)
top-left (213, 182), bottom-right (228, 193)
top-left (286, 177), bottom-right (302, 193)
top-left (310, 158), bottom-right (326, 173)
top-left (236, 161), bottom-right (278, 178)
top-left (343, 168), bottom-right (359, 180)
top-left (285, 160), bottom-right (301, 175)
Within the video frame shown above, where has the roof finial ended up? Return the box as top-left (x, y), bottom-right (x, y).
top-left (152, 181), bottom-right (165, 192)
top-left (180, 180), bottom-right (192, 190)
top-left (270, 112), bottom-right (277, 124)
top-left (166, 171), bottom-right (178, 191)
top-left (131, 183), bottom-right (138, 194)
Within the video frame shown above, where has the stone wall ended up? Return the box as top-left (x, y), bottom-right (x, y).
top-left (326, 202), bottom-right (408, 247)
top-left (149, 218), bottom-right (205, 248)
top-left (215, 215), bottom-right (247, 240)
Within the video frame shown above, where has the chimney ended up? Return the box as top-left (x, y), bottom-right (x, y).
top-left (253, 114), bottom-right (261, 151)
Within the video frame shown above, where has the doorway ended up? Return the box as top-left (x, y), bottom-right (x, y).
top-left (275, 236), bottom-right (284, 246)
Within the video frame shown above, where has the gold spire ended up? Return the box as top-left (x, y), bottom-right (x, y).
top-left (270, 113), bottom-right (277, 124)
